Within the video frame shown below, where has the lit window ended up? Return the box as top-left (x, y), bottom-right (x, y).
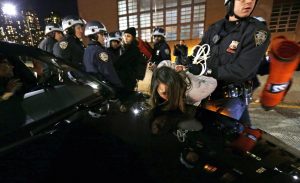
top-left (153, 10), bottom-right (164, 26)
top-left (166, 9), bottom-right (177, 25)
top-left (119, 16), bottom-right (127, 31)
top-left (141, 0), bottom-right (151, 12)
top-left (141, 28), bottom-right (151, 42)
top-left (166, 26), bottom-right (177, 40)
top-left (192, 23), bottom-right (204, 38)
top-left (269, 0), bottom-right (299, 32)
top-left (128, 0), bottom-right (137, 14)
top-left (166, 0), bottom-right (177, 8)
top-left (194, 5), bottom-right (205, 22)
top-left (140, 13), bottom-right (151, 28)
top-left (180, 24), bottom-right (190, 40)
top-left (194, 0), bottom-right (206, 3)
top-left (152, 0), bottom-right (164, 10)
top-left (118, 0), bottom-right (127, 15)
top-left (181, 0), bottom-right (192, 5)
top-left (129, 15), bottom-right (138, 28)
top-left (181, 6), bottom-right (191, 23)
top-left (117, 0), bottom-right (206, 42)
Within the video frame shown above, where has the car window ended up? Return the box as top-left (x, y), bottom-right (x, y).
top-left (0, 51), bottom-right (105, 137)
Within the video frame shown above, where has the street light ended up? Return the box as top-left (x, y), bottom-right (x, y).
top-left (2, 3), bottom-right (17, 16)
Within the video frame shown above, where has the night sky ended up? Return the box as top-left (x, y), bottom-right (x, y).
top-left (6, 0), bottom-right (79, 25)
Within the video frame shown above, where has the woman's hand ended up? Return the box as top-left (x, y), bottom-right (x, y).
top-left (175, 65), bottom-right (186, 72)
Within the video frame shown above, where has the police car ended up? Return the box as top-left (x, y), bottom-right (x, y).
top-left (0, 41), bottom-right (300, 182)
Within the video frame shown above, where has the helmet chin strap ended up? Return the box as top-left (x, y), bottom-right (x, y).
top-left (227, 0), bottom-right (257, 20)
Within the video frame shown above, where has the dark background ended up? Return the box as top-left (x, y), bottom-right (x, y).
top-left (8, 0), bottom-right (79, 25)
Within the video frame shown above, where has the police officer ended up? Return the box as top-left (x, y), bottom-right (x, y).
top-left (38, 23), bottom-right (63, 54)
top-left (53, 15), bottom-right (85, 70)
top-left (107, 31), bottom-right (122, 63)
top-left (149, 27), bottom-right (171, 70)
top-left (83, 21), bottom-right (123, 90)
top-left (187, 0), bottom-right (270, 126)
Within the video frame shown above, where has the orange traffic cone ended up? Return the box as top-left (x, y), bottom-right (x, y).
top-left (260, 36), bottom-right (300, 110)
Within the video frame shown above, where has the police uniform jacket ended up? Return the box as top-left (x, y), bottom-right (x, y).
top-left (114, 40), bottom-right (147, 91)
top-left (189, 17), bottom-right (270, 86)
top-left (53, 34), bottom-right (85, 70)
top-left (38, 37), bottom-right (57, 54)
top-left (152, 41), bottom-right (171, 65)
top-left (107, 47), bottom-right (122, 64)
top-left (83, 41), bottom-right (123, 89)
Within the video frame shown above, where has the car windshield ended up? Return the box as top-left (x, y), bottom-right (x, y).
top-left (0, 42), bottom-right (111, 137)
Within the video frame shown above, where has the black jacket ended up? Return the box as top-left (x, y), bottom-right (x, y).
top-left (114, 41), bottom-right (147, 91)
top-left (83, 41), bottom-right (123, 89)
top-left (152, 41), bottom-right (171, 65)
top-left (53, 34), bottom-right (85, 70)
top-left (189, 17), bottom-right (270, 86)
top-left (38, 37), bottom-right (57, 54)
top-left (173, 44), bottom-right (188, 65)
top-left (107, 47), bottom-right (122, 64)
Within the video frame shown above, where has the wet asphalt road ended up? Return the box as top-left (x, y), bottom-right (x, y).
top-left (251, 72), bottom-right (300, 151)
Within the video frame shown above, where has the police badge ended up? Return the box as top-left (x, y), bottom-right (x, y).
top-left (164, 49), bottom-right (170, 55)
top-left (255, 30), bottom-right (267, 46)
top-left (226, 40), bottom-right (239, 53)
top-left (99, 52), bottom-right (108, 62)
top-left (59, 41), bottom-right (68, 49)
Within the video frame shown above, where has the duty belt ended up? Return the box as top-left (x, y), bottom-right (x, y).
top-left (222, 81), bottom-right (253, 105)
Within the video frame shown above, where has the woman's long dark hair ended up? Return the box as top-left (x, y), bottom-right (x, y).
top-left (150, 66), bottom-right (189, 112)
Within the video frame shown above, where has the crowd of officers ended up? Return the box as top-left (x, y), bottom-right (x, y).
top-left (38, 0), bottom-right (271, 127)
top-left (38, 16), bottom-right (177, 95)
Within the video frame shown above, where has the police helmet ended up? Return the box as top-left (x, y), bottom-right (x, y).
top-left (84, 21), bottom-right (107, 36)
top-left (108, 31), bottom-right (122, 42)
top-left (152, 27), bottom-right (165, 37)
top-left (44, 23), bottom-right (63, 35)
top-left (62, 15), bottom-right (85, 31)
top-left (225, 0), bottom-right (259, 17)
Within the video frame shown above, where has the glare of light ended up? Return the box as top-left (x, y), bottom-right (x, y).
top-left (87, 81), bottom-right (100, 90)
top-left (293, 175), bottom-right (299, 180)
top-left (2, 3), bottom-right (17, 16)
top-left (133, 108), bottom-right (140, 115)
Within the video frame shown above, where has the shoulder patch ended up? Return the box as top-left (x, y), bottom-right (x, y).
top-left (164, 49), bottom-right (170, 55)
top-left (254, 30), bottom-right (268, 46)
top-left (99, 52), bottom-right (109, 62)
top-left (59, 41), bottom-right (68, 49)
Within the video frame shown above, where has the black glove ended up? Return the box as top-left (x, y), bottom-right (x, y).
top-left (187, 64), bottom-right (202, 75)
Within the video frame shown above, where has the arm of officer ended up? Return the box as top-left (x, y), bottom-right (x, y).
top-left (208, 27), bottom-right (270, 82)
top-left (53, 41), bottom-right (71, 63)
top-left (160, 44), bottom-right (171, 61)
top-left (96, 51), bottom-right (123, 88)
top-left (186, 35), bottom-right (209, 75)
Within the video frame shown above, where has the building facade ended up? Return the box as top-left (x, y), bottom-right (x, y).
top-left (44, 11), bottom-right (62, 25)
top-left (78, 0), bottom-right (300, 47)
top-left (0, 9), bottom-right (44, 46)
top-left (22, 10), bottom-right (44, 46)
